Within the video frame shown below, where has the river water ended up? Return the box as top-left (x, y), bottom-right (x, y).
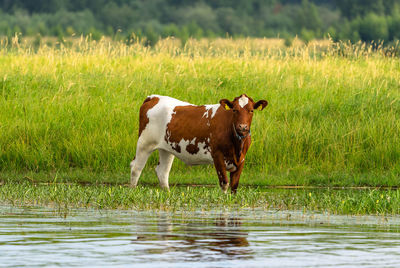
top-left (1, 206), bottom-right (400, 267)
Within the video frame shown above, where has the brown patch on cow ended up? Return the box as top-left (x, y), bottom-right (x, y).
top-left (203, 144), bottom-right (209, 154)
top-left (171, 143), bottom-right (181, 153)
top-left (165, 105), bottom-right (211, 154)
top-left (138, 96), bottom-right (159, 137)
top-left (186, 143), bottom-right (199, 155)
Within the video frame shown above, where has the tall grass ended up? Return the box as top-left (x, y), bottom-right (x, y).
top-left (0, 37), bottom-right (399, 186)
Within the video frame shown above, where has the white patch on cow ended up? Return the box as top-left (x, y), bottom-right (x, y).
top-left (203, 104), bottom-right (219, 118)
top-left (169, 138), bottom-right (212, 165)
top-left (148, 95), bottom-right (192, 128)
top-left (201, 106), bottom-right (214, 126)
top-left (225, 160), bottom-right (237, 172)
top-left (238, 95), bottom-right (249, 108)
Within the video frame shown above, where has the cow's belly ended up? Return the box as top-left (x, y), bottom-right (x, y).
top-left (159, 139), bottom-right (214, 166)
top-left (175, 152), bottom-right (214, 166)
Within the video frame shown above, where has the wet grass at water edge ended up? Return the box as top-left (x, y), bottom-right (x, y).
top-left (2, 169), bottom-right (400, 188)
top-left (1, 182), bottom-right (400, 216)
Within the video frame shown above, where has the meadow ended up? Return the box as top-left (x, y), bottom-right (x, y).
top-left (1, 37), bottom-right (400, 190)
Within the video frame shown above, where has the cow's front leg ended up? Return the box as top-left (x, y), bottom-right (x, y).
top-left (213, 153), bottom-right (229, 193)
top-left (230, 161), bottom-right (245, 194)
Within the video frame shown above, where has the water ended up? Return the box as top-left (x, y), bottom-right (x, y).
top-left (1, 206), bottom-right (400, 267)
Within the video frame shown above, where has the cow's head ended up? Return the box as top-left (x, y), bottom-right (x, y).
top-left (220, 94), bottom-right (268, 138)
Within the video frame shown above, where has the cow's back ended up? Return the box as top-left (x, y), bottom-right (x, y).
top-left (138, 95), bottom-right (219, 165)
top-left (138, 95), bottom-right (188, 145)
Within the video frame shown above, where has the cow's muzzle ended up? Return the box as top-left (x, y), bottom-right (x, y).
top-left (233, 124), bottom-right (251, 140)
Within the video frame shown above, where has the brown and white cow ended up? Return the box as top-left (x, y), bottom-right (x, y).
top-left (130, 94), bottom-right (268, 193)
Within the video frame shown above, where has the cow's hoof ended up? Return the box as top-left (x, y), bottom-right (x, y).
top-left (220, 183), bottom-right (230, 193)
top-left (160, 185), bottom-right (170, 191)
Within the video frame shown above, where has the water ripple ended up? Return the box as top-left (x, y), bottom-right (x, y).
top-left (1, 206), bottom-right (400, 267)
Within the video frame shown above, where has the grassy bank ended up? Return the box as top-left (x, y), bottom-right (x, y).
top-left (1, 169), bottom-right (399, 188)
top-left (0, 38), bottom-right (400, 186)
top-left (1, 182), bottom-right (400, 215)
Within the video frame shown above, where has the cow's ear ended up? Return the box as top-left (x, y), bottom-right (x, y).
top-left (254, 100), bottom-right (268, 111)
top-left (220, 99), bottom-right (234, 110)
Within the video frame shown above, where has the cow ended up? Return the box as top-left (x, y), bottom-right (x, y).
top-left (130, 94), bottom-right (268, 193)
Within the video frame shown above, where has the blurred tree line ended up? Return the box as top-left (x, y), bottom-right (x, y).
top-left (0, 0), bottom-right (399, 45)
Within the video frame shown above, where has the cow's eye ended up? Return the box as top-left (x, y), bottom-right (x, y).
top-left (250, 110), bottom-right (254, 113)
top-left (233, 109), bottom-right (238, 113)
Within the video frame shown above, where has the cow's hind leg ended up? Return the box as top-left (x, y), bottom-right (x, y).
top-left (130, 143), bottom-right (154, 187)
top-left (155, 149), bottom-right (175, 190)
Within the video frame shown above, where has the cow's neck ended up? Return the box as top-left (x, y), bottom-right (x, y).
top-left (231, 124), bottom-right (250, 165)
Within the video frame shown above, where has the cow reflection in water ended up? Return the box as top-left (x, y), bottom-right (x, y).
top-left (133, 214), bottom-right (252, 261)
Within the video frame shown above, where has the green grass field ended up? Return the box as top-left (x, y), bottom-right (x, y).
top-left (1, 38), bottom-right (400, 187)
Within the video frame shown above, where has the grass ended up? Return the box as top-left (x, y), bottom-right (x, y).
top-left (0, 37), bottom-right (399, 188)
top-left (1, 169), bottom-right (400, 188)
top-left (1, 182), bottom-right (400, 215)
